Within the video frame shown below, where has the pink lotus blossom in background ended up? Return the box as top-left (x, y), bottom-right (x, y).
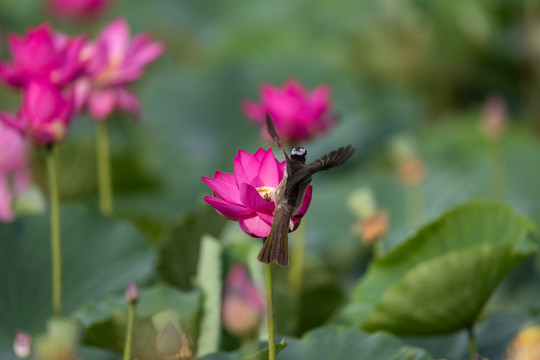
top-left (48, 0), bottom-right (111, 20)
top-left (222, 264), bottom-right (265, 337)
top-left (0, 79), bottom-right (74, 146)
top-left (0, 123), bottom-right (30, 222)
top-left (202, 148), bottom-right (312, 238)
top-left (242, 79), bottom-right (335, 144)
top-left (0, 24), bottom-right (87, 88)
top-left (75, 18), bottom-right (164, 121)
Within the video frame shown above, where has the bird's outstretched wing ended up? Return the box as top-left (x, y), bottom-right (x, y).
top-left (285, 145), bottom-right (355, 198)
top-left (266, 114), bottom-right (290, 167)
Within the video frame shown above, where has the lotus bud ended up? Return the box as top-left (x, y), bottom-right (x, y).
top-left (481, 95), bottom-right (507, 140)
top-left (124, 282), bottom-right (139, 305)
top-left (156, 322), bottom-right (182, 356)
top-left (34, 318), bottom-right (80, 360)
top-left (222, 264), bottom-right (265, 337)
top-left (13, 331), bottom-right (31, 358)
top-left (389, 136), bottom-right (426, 187)
top-left (352, 211), bottom-right (388, 245)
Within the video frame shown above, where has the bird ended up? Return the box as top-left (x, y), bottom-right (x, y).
top-left (258, 114), bottom-right (355, 266)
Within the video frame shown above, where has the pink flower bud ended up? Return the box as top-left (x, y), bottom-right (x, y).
top-left (13, 331), bottom-right (31, 358)
top-left (124, 282), bottom-right (139, 305)
top-left (481, 95), bottom-right (507, 140)
top-left (222, 264), bottom-right (265, 337)
top-left (243, 79), bottom-right (335, 144)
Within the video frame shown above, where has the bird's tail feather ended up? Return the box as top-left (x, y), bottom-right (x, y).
top-left (258, 215), bottom-right (289, 267)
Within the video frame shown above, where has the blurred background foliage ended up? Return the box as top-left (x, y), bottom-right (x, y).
top-left (2, 0), bottom-right (540, 359)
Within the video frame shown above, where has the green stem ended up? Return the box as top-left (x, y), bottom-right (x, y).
top-left (373, 236), bottom-right (384, 259)
top-left (46, 147), bottom-right (62, 317)
top-left (488, 139), bottom-right (505, 199)
top-left (264, 262), bottom-right (276, 360)
top-left (240, 336), bottom-right (257, 358)
top-left (405, 185), bottom-right (424, 230)
top-left (97, 121), bottom-right (113, 215)
top-left (289, 220), bottom-right (306, 298)
top-left (123, 303), bottom-right (135, 360)
top-left (467, 325), bottom-right (478, 360)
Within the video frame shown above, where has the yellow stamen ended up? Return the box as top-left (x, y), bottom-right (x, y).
top-left (256, 186), bottom-right (276, 202)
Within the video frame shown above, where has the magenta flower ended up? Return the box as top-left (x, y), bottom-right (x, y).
top-left (0, 79), bottom-right (74, 146)
top-left (48, 0), bottom-right (111, 20)
top-left (75, 18), bottom-right (164, 120)
top-left (202, 148), bottom-right (312, 238)
top-left (0, 123), bottom-right (30, 222)
top-left (0, 24), bottom-right (87, 88)
top-left (222, 264), bottom-right (265, 337)
top-left (242, 79), bottom-right (335, 144)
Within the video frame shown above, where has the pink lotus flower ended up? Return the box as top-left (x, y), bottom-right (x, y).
top-left (0, 79), bottom-right (74, 146)
top-left (202, 148), bottom-right (312, 238)
top-left (243, 79), bottom-right (335, 144)
top-left (0, 123), bottom-right (30, 222)
top-left (222, 264), bottom-right (265, 337)
top-left (75, 18), bottom-right (164, 120)
top-left (48, 0), bottom-right (111, 20)
top-left (0, 24), bottom-right (87, 88)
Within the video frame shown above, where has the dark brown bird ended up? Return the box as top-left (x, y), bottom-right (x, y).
top-left (258, 114), bottom-right (355, 266)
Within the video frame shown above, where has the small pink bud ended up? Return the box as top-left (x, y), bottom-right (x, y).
top-left (124, 282), bottom-right (139, 305)
top-left (481, 95), bottom-right (507, 140)
top-left (222, 264), bottom-right (265, 337)
top-left (13, 331), bottom-right (31, 358)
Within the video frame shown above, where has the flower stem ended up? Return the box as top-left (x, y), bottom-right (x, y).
top-left (467, 325), bottom-right (478, 360)
top-left (46, 147), bottom-right (62, 317)
top-left (96, 120), bottom-right (113, 215)
top-left (289, 220), bottom-right (306, 298)
top-left (264, 262), bottom-right (276, 360)
top-left (406, 185), bottom-right (424, 230)
top-left (488, 139), bottom-right (505, 199)
top-left (123, 303), bottom-right (135, 360)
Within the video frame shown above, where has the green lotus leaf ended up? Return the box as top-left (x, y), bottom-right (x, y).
top-left (74, 283), bottom-right (201, 359)
top-left (278, 325), bottom-right (433, 360)
top-left (0, 205), bottom-right (156, 359)
top-left (201, 340), bottom-right (287, 360)
top-left (344, 201), bottom-right (536, 335)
